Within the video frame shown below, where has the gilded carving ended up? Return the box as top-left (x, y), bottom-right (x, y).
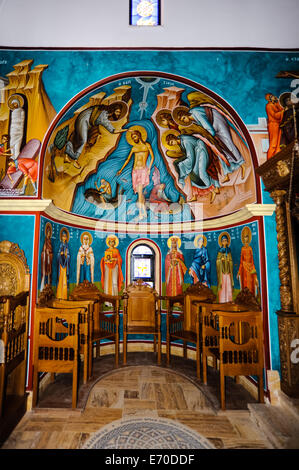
top-left (276, 160), bottom-right (290, 177)
top-left (271, 190), bottom-right (294, 312)
top-left (278, 314), bottom-right (299, 389)
top-left (0, 263), bottom-right (17, 296)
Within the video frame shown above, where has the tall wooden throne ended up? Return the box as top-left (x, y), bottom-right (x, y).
top-left (0, 240), bottom-right (30, 444)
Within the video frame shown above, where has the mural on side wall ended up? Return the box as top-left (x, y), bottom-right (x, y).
top-left (56, 227), bottom-right (70, 300)
top-left (38, 217), bottom-right (262, 305)
top-left (42, 73), bottom-right (257, 223)
top-left (0, 60), bottom-right (56, 196)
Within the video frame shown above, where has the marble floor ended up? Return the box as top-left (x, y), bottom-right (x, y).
top-left (1, 353), bottom-right (272, 450)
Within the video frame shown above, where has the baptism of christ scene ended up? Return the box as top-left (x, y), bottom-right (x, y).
top-left (42, 75), bottom-right (256, 223)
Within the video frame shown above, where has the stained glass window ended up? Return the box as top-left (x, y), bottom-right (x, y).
top-left (129, 0), bottom-right (161, 26)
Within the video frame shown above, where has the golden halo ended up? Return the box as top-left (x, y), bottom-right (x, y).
top-left (8, 94), bottom-right (24, 110)
top-left (167, 236), bottom-right (181, 249)
top-left (241, 226), bottom-right (252, 245)
top-left (108, 101), bottom-right (128, 120)
top-left (218, 231), bottom-right (231, 247)
top-left (60, 227), bottom-right (70, 243)
top-left (45, 222), bottom-right (53, 238)
top-left (161, 129), bottom-right (181, 151)
top-left (80, 231), bottom-right (93, 246)
top-left (106, 234), bottom-right (119, 248)
top-left (126, 125), bottom-right (148, 145)
top-left (279, 91), bottom-right (298, 108)
top-left (172, 106), bottom-right (193, 127)
top-left (155, 109), bottom-right (173, 128)
top-left (194, 234), bottom-right (207, 248)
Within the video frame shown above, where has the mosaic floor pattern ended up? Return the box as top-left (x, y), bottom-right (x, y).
top-left (82, 417), bottom-right (215, 449)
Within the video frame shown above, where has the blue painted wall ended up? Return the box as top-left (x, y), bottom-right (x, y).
top-left (0, 214), bottom-right (36, 274)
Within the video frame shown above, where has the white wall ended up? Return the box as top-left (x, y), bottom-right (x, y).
top-left (0, 0), bottom-right (298, 49)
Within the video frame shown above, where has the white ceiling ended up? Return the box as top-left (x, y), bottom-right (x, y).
top-left (0, 0), bottom-right (298, 49)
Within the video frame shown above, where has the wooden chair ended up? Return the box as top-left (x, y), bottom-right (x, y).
top-left (32, 306), bottom-right (82, 409)
top-left (50, 299), bottom-right (94, 384)
top-left (202, 307), bottom-right (264, 410)
top-left (122, 280), bottom-right (161, 365)
top-left (0, 291), bottom-right (29, 417)
top-left (166, 283), bottom-right (215, 378)
top-left (199, 301), bottom-right (248, 385)
top-left (70, 281), bottom-right (120, 368)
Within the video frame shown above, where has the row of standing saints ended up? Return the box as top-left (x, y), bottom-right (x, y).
top-left (40, 223), bottom-right (259, 302)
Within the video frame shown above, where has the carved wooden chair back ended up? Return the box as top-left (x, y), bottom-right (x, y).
top-left (50, 299), bottom-right (94, 383)
top-left (183, 283), bottom-right (216, 333)
top-left (69, 281), bottom-right (120, 368)
top-left (208, 308), bottom-right (264, 410)
top-left (200, 302), bottom-right (248, 385)
top-left (123, 280), bottom-right (161, 365)
top-left (32, 306), bottom-right (82, 409)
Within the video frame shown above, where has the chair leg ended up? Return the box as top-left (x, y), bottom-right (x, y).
top-left (220, 368), bottom-right (225, 411)
top-left (166, 334), bottom-right (170, 366)
top-left (258, 374), bottom-right (264, 403)
top-left (183, 341), bottom-right (187, 359)
top-left (154, 335), bottom-right (156, 353)
top-left (0, 368), bottom-right (5, 417)
top-left (157, 334), bottom-right (161, 365)
top-left (203, 353), bottom-right (208, 385)
top-left (83, 344), bottom-right (88, 384)
top-left (123, 332), bottom-right (127, 365)
top-left (88, 339), bottom-right (93, 379)
top-left (196, 344), bottom-right (200, 380)
top-left (32, 368), bottom-right (39, 408)
top-left (72, 363), bottom-right (78, 409)
top-left (115, 333), bottom-right (119, 368)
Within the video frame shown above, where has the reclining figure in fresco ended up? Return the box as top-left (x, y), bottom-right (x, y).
top-left (64, 103), bottom-right (127, 168)
top-left (49, 102), bottom-right (127, 180)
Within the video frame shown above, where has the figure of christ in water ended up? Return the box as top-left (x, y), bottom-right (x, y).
top-left (117, 127), bottom-right (154, 220)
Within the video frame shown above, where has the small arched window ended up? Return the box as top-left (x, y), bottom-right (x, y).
top-left (131, 244), bottom-right (155, 288)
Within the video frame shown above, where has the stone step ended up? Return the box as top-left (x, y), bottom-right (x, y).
top-left (248, 403), bottom-right (299, 449)
top-left (278, 391), bottom-right (299, 420)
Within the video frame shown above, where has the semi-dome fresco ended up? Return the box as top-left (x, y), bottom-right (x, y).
top-left (41, 73), bottom-right (257, 223)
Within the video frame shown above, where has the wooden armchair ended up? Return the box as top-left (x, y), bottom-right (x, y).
top-left (0, 291), bottom-right (29, 418)
top-left (122, 280), bottom-right (161, 365)
top-left (199, 301), bottom-right (248, 385)
top-left (32, 306), bottom-right (82, 409)
top-left (70, 281), bottom-right (120, 368)
top-left (50, 299), bottom-right (94, 383)
top-left (166, 282), bottom-right (215, 378)
top-left (204, 309), bottom-right (264, 410)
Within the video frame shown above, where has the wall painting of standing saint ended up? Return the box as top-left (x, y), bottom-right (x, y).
top-left (40, 222), bottom-right (53, 292)
top-left (216, 232), bottom-right (234, 303)
top-left (76, 231), bottom-right (95, 285)
top-left (237, 226), bottom-right (259, 297)
top-left (165, 236), bottom-right (187, 296)
top-left (189, 234), bottom-right (211, 288)
top-left (100, 235), bottom-right (124, 296)
top-left (56, 228), bottom-right (70, 299)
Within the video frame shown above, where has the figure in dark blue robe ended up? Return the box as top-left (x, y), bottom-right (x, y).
top-left (189, 236), bottom-right (211, 287)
